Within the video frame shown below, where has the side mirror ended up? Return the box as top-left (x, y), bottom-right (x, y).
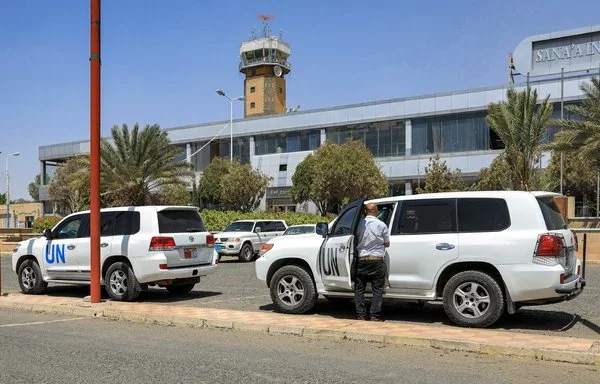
top-left (316, 222), bottom-right (328, 237)
top-left (42, 228), bottom-right (53, 239)
top-left (255, 227), bottom-right (262, 233)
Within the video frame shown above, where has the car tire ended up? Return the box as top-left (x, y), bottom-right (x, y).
top-left (105, 262), bottom-right (141, 301)
top-left (238, 243), bottom-right (255, 262)
top-left (270, 265), bottom-right (317, 314)
top-left (17, 259), bottom-right (48, 294)
top-left (442, 270), bottom-right (505, 328)
top-left (166, 283), bottom-right (195, 295)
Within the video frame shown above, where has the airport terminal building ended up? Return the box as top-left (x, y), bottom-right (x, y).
top-left (38, 25), bottom-right (600, 214)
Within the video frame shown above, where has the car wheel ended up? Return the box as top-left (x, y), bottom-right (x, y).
top-left (18, 259), bottom-right (47, 294)
top-left (442, 270), bottom-right (505, 328)
top-left (270, 265), bottom-right (317, 314)
top-left (105, 262), bottom-right (141, 301)
top-left (238, 243), bottom-right (255, 262)
top-left (166, 283), bottom-right (195, 295)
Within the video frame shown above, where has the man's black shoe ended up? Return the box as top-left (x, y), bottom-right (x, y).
top-left (370, 316), bottom-right (384, 322)
top-left (356, 314), bottom-right (367, 321)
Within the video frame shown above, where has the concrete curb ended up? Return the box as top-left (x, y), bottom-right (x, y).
top-left (1, 299), bottom-right (598, 366)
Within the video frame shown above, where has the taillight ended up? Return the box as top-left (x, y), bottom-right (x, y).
top-left (560, 273), bottom-right (565, 284)
top-left (571, 230), bottom-right (578, 252)
top-left (259, 244), bottom-right (274, 257)
top-left (206, 234), bottom-right (215, 247)
top-left (533, 234), bottom-right (565, 266)
top-left (159, 263), bottom-right (168, 270)
top-left (149, 236), bottom-right (176, 251)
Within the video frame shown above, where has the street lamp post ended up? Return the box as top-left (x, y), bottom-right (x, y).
top-left (216, 89), bottom-right (244, 161)
top-left (4, 152), bottom-right (20, 228)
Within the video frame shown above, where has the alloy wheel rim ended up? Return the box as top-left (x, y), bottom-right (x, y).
top-left (453, 282), bottom-right (491, 319)
top-left (21, 266), bottom-right (36, 289)
top-left (277, 275), bottom-right (304, 306)
top-left (109, 270), bottom-right (127, 296)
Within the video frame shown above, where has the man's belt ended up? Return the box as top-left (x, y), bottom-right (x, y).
top-left (359, 256), bottom-right (383, 261)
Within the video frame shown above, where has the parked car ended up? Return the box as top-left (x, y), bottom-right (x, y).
top-left (282, 224), bottom-right (317, 236)
top-left (215, 220), bottom-right (287, 262)
top-left (12, 206), bottom-right (218, 301)
top-left (256, 191), bottom-right (586, 328)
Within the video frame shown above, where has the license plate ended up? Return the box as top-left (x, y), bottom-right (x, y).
top-left (215, 244), bottom-right (223, 251)
top-left (184, 248), bottom-right (197, 259)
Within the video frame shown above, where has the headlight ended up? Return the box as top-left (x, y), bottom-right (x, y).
top-left (259, 244), bottom-right (274, 257)
top-left (234, 238), bottom-right (241, 243)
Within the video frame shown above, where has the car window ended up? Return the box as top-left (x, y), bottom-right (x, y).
top-left (157, 210), bottom-right (206, 233)
top-left (114, 211), bottom-right (140, 236)
top-left (457, 198), bottom-right (510, 232)
top-left (376, 203), bottom-right (395, 227)
top-left (271, 221), bottom-right (287, 232)
top-left (101, 212), bottom-right (116, 237)
top-left (55, 216), bottom-right (84, 239)
top-left (537, 196), bottom-right (566, 230)
top-left (224, 221), bottom-right (254, 232)
top-left (260, 221), bottom-right (275, 232)
top-left (394, 200), bottom-right (455, 235)
top-left (255, 221), bottom-right (268, 232)
top-left (331, 206), bottom-right (358, 236)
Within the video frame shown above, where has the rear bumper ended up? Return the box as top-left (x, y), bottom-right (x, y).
top-left (137, 264), bottom-right (217, 284)
top-left (555, 277), bottom-right (586, 300)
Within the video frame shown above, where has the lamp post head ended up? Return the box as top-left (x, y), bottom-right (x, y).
top-left (215, 89), bottom-right (226, 97)
top-left (238, 96), bottom-right (246, 101)
top-left (11, 152), bottom-right (20, 157)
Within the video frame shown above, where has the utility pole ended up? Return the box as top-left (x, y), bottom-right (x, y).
top-left (89, 0), bottom-right (102, 303)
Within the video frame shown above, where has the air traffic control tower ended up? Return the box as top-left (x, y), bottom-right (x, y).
top-left (239, 15), bottom-right (291, 117)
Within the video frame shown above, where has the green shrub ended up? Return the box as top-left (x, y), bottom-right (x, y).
top-left (199, 210), bottom-right (335, 232)
top-left (32, 216), bottom-right (62, 232)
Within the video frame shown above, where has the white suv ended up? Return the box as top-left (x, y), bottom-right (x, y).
top-left (256, 191), bottom-right (586, 327)
top-left (12, 206), bottom-right (218, 301)
top-left (215, 220), bottom-right (287, 262)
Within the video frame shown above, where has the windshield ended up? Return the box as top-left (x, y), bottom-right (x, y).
top-left (223, 221), bottom-right (254, 232)
top-left (537, 197), bottom-right (566, 230)
top-left (283, 225), bottom-right (315, 235)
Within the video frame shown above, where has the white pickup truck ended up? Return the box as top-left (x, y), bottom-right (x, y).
top-left (256, 191), bottom-right (586, 328)
top-left (215, 220), bottom-right (288, 262)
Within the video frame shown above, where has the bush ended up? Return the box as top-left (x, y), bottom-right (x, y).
top-left (199, 210), bottom-right (335, 233)
top-left (32, 216), bottom-right (62, 232)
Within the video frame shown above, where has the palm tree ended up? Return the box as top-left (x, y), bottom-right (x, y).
top-left (547, 77), bottom-right (600, 165)
top-left (101, 123), bottom-right (193, 206)
top-left (486, 87), bottom-right (553, 190)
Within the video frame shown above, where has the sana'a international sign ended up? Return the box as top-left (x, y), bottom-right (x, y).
top-left (513, 25), bottom-right (600, 77)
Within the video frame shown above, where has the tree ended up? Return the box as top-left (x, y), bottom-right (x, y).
top-left (48, 156), bottom-right (90, 215)
top-left (101, 123), bottom-right (193, 206)
top-left (28, 174), bottom-right (41, 201)
top-left (547, 77), bottom-right (600, 166)
top-left (486, 87), bottom-right (553, 190)
top-left (290, 140), bottom-right (389, 215)
top-left (153, 182), bottom-right (192, 206)
top-left (0, 193), bottom-right (5, 205)
top-left (471, 153), bottom-right (512, 191)
top-left (198, 157), bottom-right (270, 212)
top-left (416, 154), bottom-right (466, 193)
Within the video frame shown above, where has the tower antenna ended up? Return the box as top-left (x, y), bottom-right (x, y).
top-left (257, 14), bottom-right (274, 37)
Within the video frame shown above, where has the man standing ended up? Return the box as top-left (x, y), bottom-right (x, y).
top-left (354, 203), bottom-right (390, 321)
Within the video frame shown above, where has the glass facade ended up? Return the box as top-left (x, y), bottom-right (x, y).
top-left (219, 137), bottom-right (251, 163)
top-left (326, 120), bottom-right (405, 157)
top-left (255, 129), bottom-right (320, 155)
top-left (412, 112), bottom-right (493, 155)
top-left (544, 102), bottom-right (580, 144)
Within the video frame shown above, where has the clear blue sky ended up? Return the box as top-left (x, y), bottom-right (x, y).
top-left (1, 0), bottom-right (599, 200)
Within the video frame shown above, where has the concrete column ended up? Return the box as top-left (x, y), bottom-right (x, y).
top-left (41, 161), bottom-right (47, 185)
top-left (249, 136), bottom-right (255, 158)
top-left (405, 181), bottom-right (413, 196)
top-left (405, 119), bottom-right (412, 156)
top-left (186, 143), bottom-right (192, 164)
top-left (320, 129), bottom-right (327, 146)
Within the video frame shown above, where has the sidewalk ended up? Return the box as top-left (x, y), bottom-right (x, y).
top-left (1, 293), bottom-right (599, 366)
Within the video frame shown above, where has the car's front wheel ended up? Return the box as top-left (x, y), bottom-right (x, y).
top-left (442, 270), bottom-right (505, 328)
top-left (105, 262), bottom-right (141, 301)
top-left (18, 259), bottom-right (47, 294)
top-left (270, 265), bottom-right (317, 314)
top-left (238, 243), bottom-right (255, 262)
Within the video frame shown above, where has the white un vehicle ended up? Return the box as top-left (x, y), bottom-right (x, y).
top-left (256, 191), bottom-right (586, 328)
top-left (12, 206), bottom-right (218, 301)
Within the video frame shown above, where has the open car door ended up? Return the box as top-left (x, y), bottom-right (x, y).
top-left (318, 199), bottom-right (365, 291)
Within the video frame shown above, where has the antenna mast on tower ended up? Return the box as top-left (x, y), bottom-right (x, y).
top-left (258, 14), bottom-right (274, 37)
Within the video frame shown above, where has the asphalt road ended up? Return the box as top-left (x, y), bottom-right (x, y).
top-left (2, 255), bottom-right (600, 340)
top-left (1, 309), bottom-right (598, 384)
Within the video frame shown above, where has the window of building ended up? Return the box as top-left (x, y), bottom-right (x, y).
top-left (250, 86), bottom-right (256, 93)
top-left (251, 69), bottom-right (256, 76)
top-left (254, 129), bottom-right (321, 155)
top-left (278, 87), bottom-right (283, 94)
top-left (326, 119), bottom-right (405, 158)
top-left (279, 164), bottom-right (287, 172)
top-left (250, 102), bottom-right (256, 109)
top-left (218, 137), bottom-right (250, 164)
top-left (457, 198), bottom-right (510, 232)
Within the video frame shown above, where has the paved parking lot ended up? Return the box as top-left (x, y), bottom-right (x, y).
top-left (2, 255), bottom-right (599, 339)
